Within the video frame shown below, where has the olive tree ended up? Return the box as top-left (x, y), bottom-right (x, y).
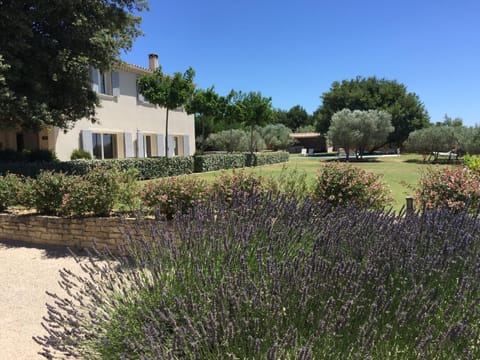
top-left (327, 109), bottom-right (393, 160)
top-left (138, 66), bottom-right (195, 157)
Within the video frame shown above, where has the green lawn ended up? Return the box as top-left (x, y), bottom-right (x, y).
top-left (191, 154), bottom-right (458, 213)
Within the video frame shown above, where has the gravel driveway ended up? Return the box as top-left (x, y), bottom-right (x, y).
top-left (0, 240), bottom-right (85, 360)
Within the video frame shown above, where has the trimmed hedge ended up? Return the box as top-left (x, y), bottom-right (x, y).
top-left (0, 152), bottom-right (288, 179)
top-left (0, 156), bottom-right (194, 180)
top-left (194, 151), bottom-right (289, 172)
top-left (193, 153), bottom-right (246, 172)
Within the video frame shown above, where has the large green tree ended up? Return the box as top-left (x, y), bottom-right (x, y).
top-left (233, 92), bottom-right (274, 155)
top-left (0, 0), bottom-right (148, 130)
top-left (138, 66), bottom-right (196, 157)
top-left (185, 86), bottom-right (223, 152)
top-left (274, 105), bottom-right (312, 131)
top-left (314, 76), bottom-right (430, 146)
top-left (327, 109), bottom-right (393, 160)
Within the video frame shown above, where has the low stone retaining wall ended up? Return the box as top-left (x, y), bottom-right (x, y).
top-left (0, 213), bottom-right (155, 251)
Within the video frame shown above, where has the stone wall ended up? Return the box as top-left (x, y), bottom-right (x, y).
top-left (0, 213), bottom-right (156, 251)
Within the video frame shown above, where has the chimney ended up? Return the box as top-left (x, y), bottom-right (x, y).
top-left (148, 53), bottom-right (159, 71)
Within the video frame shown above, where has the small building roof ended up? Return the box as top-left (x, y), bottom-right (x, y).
top-left (115, 61), bottom-right (153, 75)
top-left (289, 132), bottom-right (323, 139)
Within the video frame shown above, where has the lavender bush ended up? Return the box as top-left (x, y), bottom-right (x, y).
top-left (35, 194), bottom-right (480, 359)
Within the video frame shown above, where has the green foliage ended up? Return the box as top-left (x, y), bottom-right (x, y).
top-left (295, 124), bottom-right (316, 133)
top-left (0, 173), bottom-right (22, 211)
top-left (70, 149), bottom-right (92, 160)
top-left (116, 168), bottom-right (141, 214)
top-left (37, 195), bottom-right (480, 358)
top-left (463, 154), bottom-right (480, 171)
top-left (265, 166), bottom-right (311, 200)
top-left (231, 91), bottom-right (274, 154)
top-left (75, 167), bottom-right (120, 216)
top-left (205, 129), bottom-right (250, 152)
top-left (0, 0), bottom-right (148, 129)
top-left (313, 162), bottom-right (392, 209)
top-left (0, 157), bottom-right (195, 179)
top-left (138, 66), bottom-right (195, 157)
top-left (328, 109), bottom-right (393, 158)
top-left (193, 152), bottom-right (289, 172)
top-left (452, 125), bottom-right (480, 155)
top-left (31, 171), bottom-right (72, 215)
top-left (140, 176), bottom-right (208, 219)
top-left (18, 167), bottom-right (121, 216)
top-left (404, 126), bottom-right (457, 161)
top-left (260, 123), bottom-right (294, 150)
top-left (314, 76), bottom-right (430, 146)
top-left (212, 170), bottom-right (266, 204)
top-left (274, 105), bottom-right (313, 131)
top-left (0, 149), bottom-right (57, 162)
top-left (185, 86), bottom-right (224, 151)
top-left (416, 166), bottom-right (480, 211)
top-left (246, 151), bottom-right (290, 166)
top-left (193, 153), bottom-right (246, 172)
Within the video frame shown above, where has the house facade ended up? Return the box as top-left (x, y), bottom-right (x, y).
top-left (0, 54), bottom-right (195, 161)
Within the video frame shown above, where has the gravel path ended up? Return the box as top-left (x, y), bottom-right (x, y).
top-left (0, 240), bottom-right (85, 360)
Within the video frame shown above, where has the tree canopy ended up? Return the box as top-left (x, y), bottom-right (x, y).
top-left (231, 91), bottom-right (274, 155)
top-left (327, 109), bottom-right (393, 159)
top-left (274, 105), bottom-right (312, 131)
top-left (314, 76), bottom-right (430, 146)
top-left (185, 86), bottom-right (224, 152)
top-left (137, 66), bottom-right (196, 157)
top-left (0, 0), bottom-right (148, 130)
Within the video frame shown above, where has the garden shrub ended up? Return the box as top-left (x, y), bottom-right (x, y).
top-left (140, 176), bottom-right (208, 219)
top-left (116, 168), bottom-right (141, 214)
top-left (61, 167), bottom-right (121, 217)
top-left (32, 171), bottom-right (73, 215)
top-left (265, 165), bottom-right (312, 200)
top-left (416, 165), bottom-right (480, 211)
top-left (193, 151), bottom-right (289, 172)
top-left (212, 170), bottom-right (266, 204)
top-left (313, 162), bottom-right (392, 209)
top-left (0, 156), bottom-right (194, 180)
top-left (0, 173), bottom-right (22, 211)
top-left (70, 149), bottom-right (92, 160)
top-left (36, 196), bottom-right (480, 359)
top-left (463, 154), bottom-right (480, 171)
top-left (193, 153), bottom-right (246, 172)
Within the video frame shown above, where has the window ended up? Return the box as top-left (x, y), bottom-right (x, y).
top-left (173, 136), bottom-right (179, 156)
top-left (92, 133), bottom-right (117, 159)
top-left (98, 71), bottom-right (113, 95)
top-left (91, 67), bottom-right (119, 97)
top-left (145, 135), bottom-right (152, 157)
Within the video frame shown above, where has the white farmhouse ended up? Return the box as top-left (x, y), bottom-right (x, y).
top-left (0, 54), bottom-right (195, 161)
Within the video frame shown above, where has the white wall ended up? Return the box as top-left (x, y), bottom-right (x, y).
top-left (54, 69), bottom-right (195, 161)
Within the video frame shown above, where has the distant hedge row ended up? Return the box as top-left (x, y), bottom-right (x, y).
top-left (194, 151), bottom-right (290, 172)
top-left (0, 152), bottom-right (289, 179)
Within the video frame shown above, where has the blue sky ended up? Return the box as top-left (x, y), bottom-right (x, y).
top-left (121, 0), bottom-right (480, 125)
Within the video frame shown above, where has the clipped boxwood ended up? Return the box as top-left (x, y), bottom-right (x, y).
top-left (193, 153), bottom-right (246, 172)
top-left (0, 156), bottom-right (194, 180)
top-left (194, 151), bottom-right (289, 172)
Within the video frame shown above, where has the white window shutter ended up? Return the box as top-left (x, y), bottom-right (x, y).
top-left (81, 130), bottom-right (93, 156)
top-left (112, 71), bottom-right (120, 97)
top-left (124, 132), bottom-right (133, 158)
top-left (156, 134), bottom-right (165, 156)
top-left (137, 131), bottom-right (145, 158)
top-left (167, 136), bottom-right (175, 157)
top-left (90, 66), bottom-right (99, 93)
top-left (183, 135), bottom-right (190, 155)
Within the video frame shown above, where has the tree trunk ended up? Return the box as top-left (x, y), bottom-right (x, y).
top-left (201, 116), bottom-right (206, 152)
top-left (165, 109), bottom-right (169, 158)
top-left (250, 125), bottom-right (254, 156)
